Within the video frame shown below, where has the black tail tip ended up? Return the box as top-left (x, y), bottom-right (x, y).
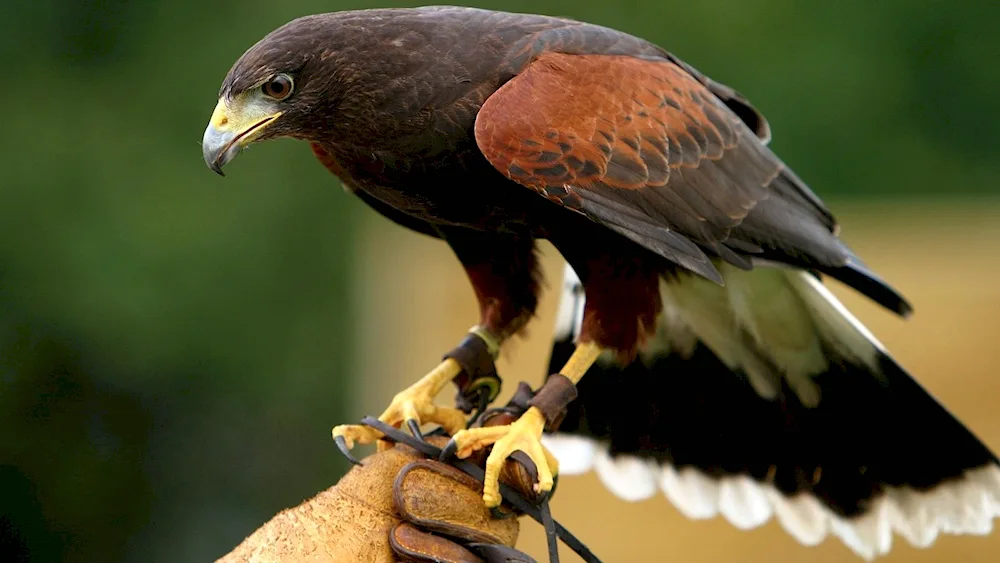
top-left (821, 257), bottom-right (914, 318)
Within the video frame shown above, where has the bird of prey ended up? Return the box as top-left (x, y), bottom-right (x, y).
top-left (202, 6), bottom-right (1000, 558)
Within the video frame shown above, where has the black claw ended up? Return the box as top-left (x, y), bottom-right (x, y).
top-left (491, 504), bottom-right (517, 520)
top-left (467, 389), bottom-right (492, 429)
top-left (406, 419), bottom-right (424, 441)
top-left (360, 415), bottom-right (384, 429)
top-left (425, 426), bottom-right (449, 438)
top-left (333, 435), bottom-right (364, 467)
top-left (510, 451), bottom-right (539, 483)
top-left (536, 489), bottom-right (554, 505)
top-left (440, 438), bottom-right (460, 461)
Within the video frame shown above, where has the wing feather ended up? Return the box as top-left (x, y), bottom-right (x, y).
top-left (476, 51), bottom-right (911, 314)
top-left (475, 53), bottom-right (843, 281)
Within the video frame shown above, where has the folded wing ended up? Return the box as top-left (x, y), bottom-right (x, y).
top-left (475, 52), bottom-right (909, 315)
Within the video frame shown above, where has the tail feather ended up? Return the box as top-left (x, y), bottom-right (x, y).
top-left (545, 261), bottom-right (999, 559)
top-left (817, 255), bottom-right (914, 318)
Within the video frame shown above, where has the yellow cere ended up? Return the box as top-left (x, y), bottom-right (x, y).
top-left (209, 94), bottom-right (282, 140)
top-left (209, 99), bottom-right (231, 130)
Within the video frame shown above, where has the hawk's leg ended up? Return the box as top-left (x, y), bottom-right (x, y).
top-left (333, 231), bottom-right (540, 456)
top-left (449, 243), bottom-right (662, 506)
top-left (449, 341), bottom-right (603, 507)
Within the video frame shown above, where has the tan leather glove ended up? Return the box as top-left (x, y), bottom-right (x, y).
top-left (217, 436), bottom-right (536, 563)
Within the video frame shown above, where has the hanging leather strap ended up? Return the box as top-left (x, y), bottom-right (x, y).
top-left (443, 332), bottom-right (502, 415)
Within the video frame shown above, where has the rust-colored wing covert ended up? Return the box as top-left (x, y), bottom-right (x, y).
top-left (474, 53), bottom-right (842, 283)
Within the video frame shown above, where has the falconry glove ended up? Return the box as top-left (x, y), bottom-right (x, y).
top-left (217, 436), bottom-right (536, 563)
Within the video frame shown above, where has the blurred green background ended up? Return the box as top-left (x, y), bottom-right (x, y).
top-left (1, 1), bottom-right (998, 561)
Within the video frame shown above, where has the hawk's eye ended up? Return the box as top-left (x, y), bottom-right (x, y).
top-left (261, 74), bottom-right (294, 100)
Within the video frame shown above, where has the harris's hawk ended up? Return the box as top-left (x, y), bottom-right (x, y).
top-left (202, 6), bottom-right (1000, 558)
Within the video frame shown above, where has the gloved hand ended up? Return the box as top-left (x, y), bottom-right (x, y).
top-left (217, 434), bottom-right (537, 563)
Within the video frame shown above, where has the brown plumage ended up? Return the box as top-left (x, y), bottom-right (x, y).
top-left (203, 7), bottom-right (1000, 558)
top-left (209, 6), bottom-right (905, 359)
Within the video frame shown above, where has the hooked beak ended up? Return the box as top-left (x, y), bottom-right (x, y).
top-left (202, 98), bottom-right (281, 176)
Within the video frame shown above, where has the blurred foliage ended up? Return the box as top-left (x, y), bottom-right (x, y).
top-left (0, 0), bottom-right (997, 561)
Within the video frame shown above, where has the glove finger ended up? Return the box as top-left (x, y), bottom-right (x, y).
top-left (393, 459), bottom-right (519, 547)
top-left (390, 522), bottom-right (483, 563)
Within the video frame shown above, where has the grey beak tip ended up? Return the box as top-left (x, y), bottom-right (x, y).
top-left (203, 123), bottom-right (238, 177)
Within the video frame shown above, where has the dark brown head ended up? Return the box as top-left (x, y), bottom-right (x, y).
top-left (203, 7), bottom-right (535, 175)
top-left (202, 14), bottom-right (361, 175)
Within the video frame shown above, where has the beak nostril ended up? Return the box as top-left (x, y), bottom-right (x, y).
top-left (203, 113), bottom-right (279, 175)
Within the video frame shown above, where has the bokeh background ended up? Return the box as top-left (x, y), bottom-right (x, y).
top-left (1, 0), bottom-right (998, 561)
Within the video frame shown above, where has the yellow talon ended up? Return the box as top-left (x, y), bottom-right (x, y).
top-left (332, 358), bottom-right (469, 451)
top-left (451, 406), bottom-right (559, 508)
top-left (330, 423), bottom-right (383, 451)
top-left (443, 341), bottom-right (597, 506)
